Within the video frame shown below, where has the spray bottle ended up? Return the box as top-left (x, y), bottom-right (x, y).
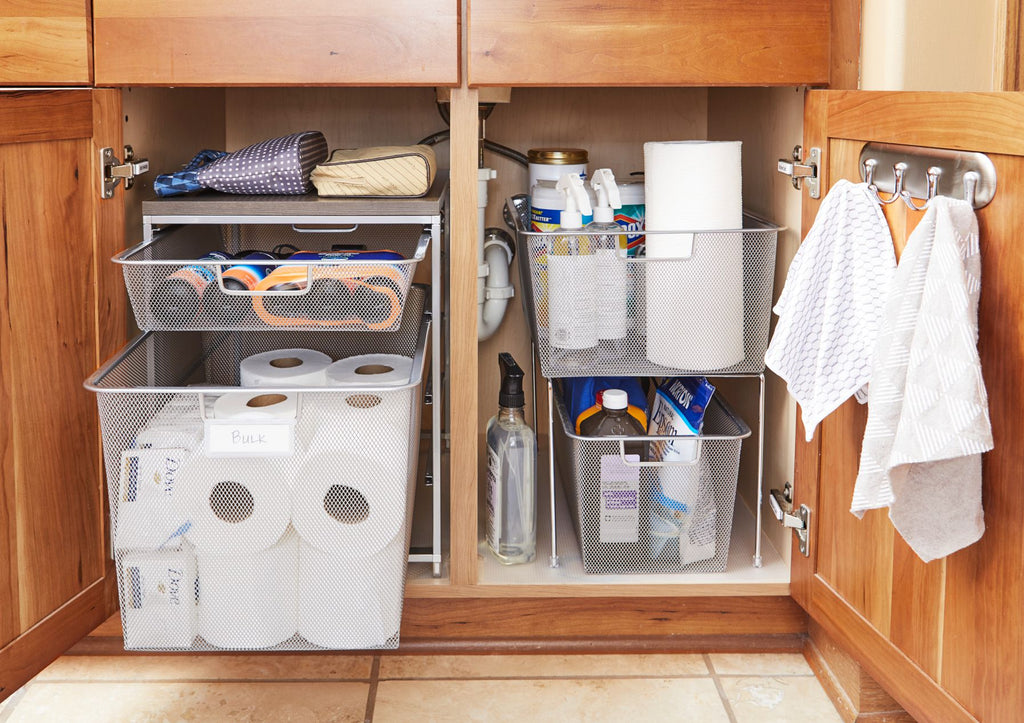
top-left (548, 173), bottom-right (597, 367)
top-left (588, 169), bottom-right (629, 358)
top-left (486, 352), bottom-right (537, 565)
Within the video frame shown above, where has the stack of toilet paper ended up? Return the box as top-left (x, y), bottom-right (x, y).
top-left (114, 348), bottom-right (416, 650)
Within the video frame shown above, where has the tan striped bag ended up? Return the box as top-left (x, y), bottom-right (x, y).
top-left (310, 145), bottom-right (437, 197)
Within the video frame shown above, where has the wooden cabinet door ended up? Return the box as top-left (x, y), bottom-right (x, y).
top-left (93, 0), bottom-right (459, 86)
top-left (0, 89), bottom-right (126, 701)
top-left (793, 91), bottom-right (1024, 723)
top-left (0, 1), bottom-right (91, 85)
top-left (468, 0), bottom-right (844, 86)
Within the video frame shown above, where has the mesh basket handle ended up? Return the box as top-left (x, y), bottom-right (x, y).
top-left (617, 438), bottom-right (703, 467)
top-left (290, 224), bottom-right (359, 233)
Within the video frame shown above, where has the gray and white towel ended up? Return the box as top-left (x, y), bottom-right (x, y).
top-left (852, 196), bottom-right (993, 562)
top-left (765, 180), bottom-right (897, 441)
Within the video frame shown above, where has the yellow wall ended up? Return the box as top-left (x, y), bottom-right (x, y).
top-left (861, 0), bottom-right (1004, 90)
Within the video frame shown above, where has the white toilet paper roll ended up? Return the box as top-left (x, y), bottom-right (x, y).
top-left (324, 354), bottom-right (413, 387)
top-left (298, 535), bottom-right (407, 649)
top-left (183, 457), bottom-right (292, 554)
top-left (643, 141), bottom-right (745, 370)
top-left (120, 548), bottom-right (198, 649)
top-left (212, 391), bottom-right (299, 421)
top-left (292, 453), bottom-right (410, 556)
top-left (115, 447), bottom-right (195, 550)
top-left (240, 348), bottom-right (332, 386)
top-left (197, 528), bottom-right (299, 649)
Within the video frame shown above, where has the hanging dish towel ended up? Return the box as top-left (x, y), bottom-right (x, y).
top-left (765, 180), bottom-right (897, 441)
top-left (852, 196), bottom-right (992, 562)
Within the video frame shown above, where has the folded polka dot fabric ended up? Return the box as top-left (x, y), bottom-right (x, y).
top-left (155, 131), bottom-right (328, 197)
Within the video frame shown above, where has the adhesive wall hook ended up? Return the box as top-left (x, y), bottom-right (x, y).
top-left (901, 165), bottom-right (942, 211)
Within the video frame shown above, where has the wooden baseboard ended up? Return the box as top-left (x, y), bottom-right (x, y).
top-left (805, 620), bottom-right (915, 723)
top-left (0, 579), bottom-right (109, 700)
top-left (71, 595), bottom-right (807, 656)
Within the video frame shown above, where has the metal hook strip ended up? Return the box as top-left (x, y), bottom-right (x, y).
top-left (858, 142), bottom-right (997, 209)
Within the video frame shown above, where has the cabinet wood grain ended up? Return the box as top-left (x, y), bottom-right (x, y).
top-left (0, 1), bottom-right (90, 85)
top-left (468, 0), bottom-right (830, 86)
top-left (93, 0), bottom-right (459, 86)
top-left (796, 90), bottom-right (1024, 723)
top-left (0, 89), bottom-right (120, 701)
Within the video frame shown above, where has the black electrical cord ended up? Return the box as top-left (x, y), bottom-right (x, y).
top-left (418, 101), bottom-right (528, 167)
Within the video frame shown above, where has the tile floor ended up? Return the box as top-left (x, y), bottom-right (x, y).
top-left (0, 649), bottom-right (843, 722)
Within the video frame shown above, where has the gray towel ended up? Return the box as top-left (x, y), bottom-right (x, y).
top-left (852, 196), bottom-right (993, 562)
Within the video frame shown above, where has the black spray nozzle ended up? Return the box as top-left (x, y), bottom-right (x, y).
top-left (498, 352), bottom-right (525, 409)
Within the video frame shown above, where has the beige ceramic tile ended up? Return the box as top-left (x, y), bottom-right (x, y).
top-left (374, 678), bottom-right (730, 722)
top-left (34, 654), bottom-right (373, 682)
top-left (379, 653), bottom-right (709, 679)
top-left (720, 676), bottom-right (844, 723)
top-left (5, 681), bottom-right (369, 723)
top-left (708, 653), bottom-right (814, 676)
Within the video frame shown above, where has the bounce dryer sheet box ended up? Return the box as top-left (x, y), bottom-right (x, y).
top-left (311, 145), bottom-right (437, 197)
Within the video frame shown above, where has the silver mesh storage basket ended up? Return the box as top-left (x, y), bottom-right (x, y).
top-left (514, 204), bottom-right (779, 378)
top-left (117, 222), bottom-right (429, 332)
top-left (553, 390), bottom-right (750, 574)
top-left (85, 288), bottom-right (428, 651)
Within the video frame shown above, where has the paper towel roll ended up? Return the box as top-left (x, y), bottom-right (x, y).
top-left (644, 141), bottom-right (745, 370)
top-left (183, 457), bottom-right (292, 554)
top-left (239, 348), bottom-right (332, 386)
top-left (115, 447), bottom-right (195, 550)
top-left (298, 535), bottom-right (407, 649)
top-left (297, 390), bottom-right (413, 458)
top-left (212, 391), bottom-right (299, 421)
top-left (197, 528), bottom-right (299, 649)
top-left (120, 548), bottom-right (198, 649)
top-left (291, 453), bottom-right (409, 555)
top-left (324, 354), bottom-right (413, 387)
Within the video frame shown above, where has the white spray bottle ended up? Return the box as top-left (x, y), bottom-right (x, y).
top-left (548, 172), bottom-right (597, 363)
top-left (588, 169), bottom-right (629, 353)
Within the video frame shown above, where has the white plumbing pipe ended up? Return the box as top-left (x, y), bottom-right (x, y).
top-left (477, 167), bottom-right (514, 341)
top-left (480, 232), bottom-right (514, 341)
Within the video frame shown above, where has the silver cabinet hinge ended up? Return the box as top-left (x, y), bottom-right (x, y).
top-left (777, 145), bottom-right (820, 199)
top-left (100, 145), bottom-right (149, 199)
top-left (769, 482), bottom-right (811, 557)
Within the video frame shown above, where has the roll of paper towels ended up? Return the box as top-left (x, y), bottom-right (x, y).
top-left (298, 536), bottom-right (407, 649)
top-left (297, 390), bottom-right (414, 458)
top-left (644, 141), bottom-right (745, 370)
top-left (212, 391), bottom-right (299, 421)
top-left (292, 453), bottom-right (410, 555)
top-left (239, 348), bottom-right (332, 386)
top-left (197, 528), bottom-right (299, 649)
top-left (183, 458), bottom-right (292, 554)
top-left (120, 548), bottom-right (198, 649)
top-left (324, 354), bottom-right (413, 387)
top-left (293, 452), bottom-right (411, 648)
top-left (115, 447), bottom-right (194, 550)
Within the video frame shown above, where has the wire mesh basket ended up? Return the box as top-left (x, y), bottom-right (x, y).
top-left (552, 388), bottom-right (750, 574)
top-left (512, 202), bottom-right (779, 378)
top-left (85, 288), bottom-right (428, 651)
top-left (117, 222), bottom-right (429, 332)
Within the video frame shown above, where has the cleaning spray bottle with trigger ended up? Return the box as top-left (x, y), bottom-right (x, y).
top-left (486, 353), bottom-right (537, 565)
top-left (588, 169), bottom-right (630, 359)
top-left (548, 172), bottom-right (597, 370)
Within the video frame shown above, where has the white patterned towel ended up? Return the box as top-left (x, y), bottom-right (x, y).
top-left (852, 196), bottom-right (993, 562)
top-left (766, 180), bottom-right (897, 441)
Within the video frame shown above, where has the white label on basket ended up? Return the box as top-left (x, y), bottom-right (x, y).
top-left (204, 420), bottom-right (295, 457)
top-left (486, 447), bottom-right (501, 550)
top-left (599, 455), bottom-right (640, 543)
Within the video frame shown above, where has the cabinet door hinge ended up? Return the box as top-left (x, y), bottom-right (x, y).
top-left (100, 145), bottom-right (150, 199)
top-left (769, 482), bottom-right (811, 557)
top-left (777, 145), bottom-right (820, 199)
